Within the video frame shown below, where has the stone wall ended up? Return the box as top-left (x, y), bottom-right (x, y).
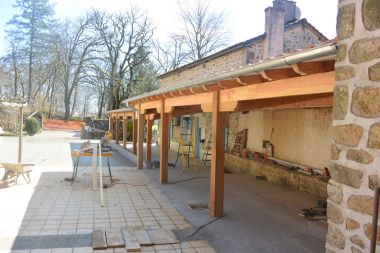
top-left (326, 0), bottom-right (380, 252)
top-left (160, 26), bottom-right (323, 88)
top-left (160, 49), bottom-right (246, 88)
top-left (225, 153), bottom-right (328, 198)
top-left (284, 25), bottom-right (324, 53)
top-left (227, 108), bottom-right (333, 169)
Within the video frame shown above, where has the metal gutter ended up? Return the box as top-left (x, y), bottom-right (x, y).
top-left (122, 43), bottom-right (337, 106)
top-left (105, 107), bottom-right (136, 115)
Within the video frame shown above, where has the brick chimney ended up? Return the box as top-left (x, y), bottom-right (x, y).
top-left (264, 0), bottom-right (299, 58)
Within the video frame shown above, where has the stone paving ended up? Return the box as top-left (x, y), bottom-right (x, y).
top-left (0, 131), bottom-right (216, 253)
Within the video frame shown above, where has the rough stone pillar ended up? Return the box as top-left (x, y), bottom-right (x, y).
top-left (326, 0), bottom-right (380, 252)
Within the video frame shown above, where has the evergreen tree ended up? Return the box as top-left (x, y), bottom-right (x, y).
top-left (6, 0), bottom-right (55, 102)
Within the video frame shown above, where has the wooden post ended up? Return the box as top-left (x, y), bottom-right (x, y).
top-left (132, 113), bottom-right (137, 155)
top-left (210, 91), bottom-right (226, 217)
top-left (123, 114), bottom-right (127, 149)
top-left (146, 116), bottom-right (153, 162)
top-left (18, 106), bottom-right (23, 163)
top-left (115, 114), bottom-right (120, 145)
top-left (160, 100), bottom-right (169, 184)
top-left (109, 115), bottom-right (114, 140)
top-left (137, 105), bottom-right (145, 170)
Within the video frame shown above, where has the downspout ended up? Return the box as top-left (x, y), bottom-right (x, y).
top-left (122, 43), bottom-right (338, 106)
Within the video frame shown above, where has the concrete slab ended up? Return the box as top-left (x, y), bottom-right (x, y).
top-left (117, 144), bottom-right (327, 253)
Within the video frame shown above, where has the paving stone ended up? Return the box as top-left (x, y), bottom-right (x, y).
top-left (365, 223), bottom-right (380, 242)
top-left (336, 44), bottom-right (347, 62)
top-left (362, 0), bottom-right (380, 31)
top-left (327, 201), bottom-right (344, 224)
top-left (72, 248), bottom-right (92, 253)
top-left (368, 123), bottom-right (380, 149)
top-left (346, 149), bottom-right (374, 164)
top-left (337, 3), bottom-right (356, 39)
top-left (333, 124), bottom-right (364, 147)
top-left (331, 144), bottom-right (342, 161)
top-left (348, 195), bottom-right (376, 215)
top-left (346, 218), bottom-right (360, 231)
top-left (369, 62), bottom-right (380, 81)
top-left (326, 225), bottom-right (345, 249)
top-left (352, 87), bottom-right (380, 118)
top-left (336, 66), bottom-right (355, 81)
top-left (329, 163), bottom-right (363, 188)
top-left (349, 37), bottom-right (380, 64)
top-left (369, 175), bottom-right (380, 190)
top-left (350, 235), bottom-right (365, 248)
top-left (333, 85), bottom-right (349, 120)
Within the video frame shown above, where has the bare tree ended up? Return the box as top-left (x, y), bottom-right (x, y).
top-left (177, 0), bottom-right (230, 61)
top-left (53, 16), bottom-right (98, 120)
top-left (153, 34), bottom-right (189, 73)
top-left (90, 7), bottom-right (153, 110)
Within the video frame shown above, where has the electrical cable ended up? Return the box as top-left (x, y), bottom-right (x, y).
top-left (166, 176), bottom-right (208, 185)
top-left (180, 215), bottom-right (224, 240)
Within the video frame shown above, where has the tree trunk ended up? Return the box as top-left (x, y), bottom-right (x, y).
top-left (97, 87), bottom-right (105, 118)
top-left (70, 86), bottom-right (78, 118)
top-left (64, 97), bottom-right (71, 121)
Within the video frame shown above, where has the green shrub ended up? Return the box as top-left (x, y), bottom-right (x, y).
top-left (24, 118), bottom-right (41, 136)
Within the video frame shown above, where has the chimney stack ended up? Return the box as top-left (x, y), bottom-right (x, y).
top-left (264, 0), bottom-right (299, 59)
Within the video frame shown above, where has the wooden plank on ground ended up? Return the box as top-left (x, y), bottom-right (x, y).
top-left (133, 227), bottom-right (152, 246)
top-left (148, 229), bottom-right (179, 245)
top-left (93, 229), bottom-right (107, 250)
top-left (106, 228), bottom-right (125, 248)
top-left (121, 227), bottom-right (141, 252)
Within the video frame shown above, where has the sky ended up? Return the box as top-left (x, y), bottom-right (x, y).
top-left (0, 0), bottom-right (338, 57)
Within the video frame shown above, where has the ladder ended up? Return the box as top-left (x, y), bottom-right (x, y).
top-left (178, 117), bottom-right (199, 173)
top-left (201, 129), bottom-right (212, 165)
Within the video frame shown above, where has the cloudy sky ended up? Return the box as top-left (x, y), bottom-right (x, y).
top-left (0, 0), bottom-right (338, 57)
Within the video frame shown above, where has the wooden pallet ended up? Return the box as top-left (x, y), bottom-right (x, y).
top-left (92, 227), bottom-right (178, 251)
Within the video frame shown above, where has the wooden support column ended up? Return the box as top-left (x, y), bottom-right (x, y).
top-left (132, 113), bottom-right (137, 155)
top-left (159, 100), bottom-right (169, 184)
top-left (109, 114), bottom-right (114, 140)
top-left (146, 116), bottom-right (153, 162)
top-left (115, 114), bottom-right (120, 144)
top-left (137, 105), bottom-right (145, 170)
top-left (210, 91), bottom-right (226, 217)
top-left (123, 114), bottom-right (127, 149)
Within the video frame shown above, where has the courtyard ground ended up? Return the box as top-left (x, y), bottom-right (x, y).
top-left (0, 131), bottom-right (327, 252)
top-left (0, 131), bottom-right (215, 253)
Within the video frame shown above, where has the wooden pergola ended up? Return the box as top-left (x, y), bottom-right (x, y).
top-left (114, 43), bottom-right (337, 217)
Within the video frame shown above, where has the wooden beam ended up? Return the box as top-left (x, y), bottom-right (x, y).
top-left (146, 117), bottom-right (153, 162)
top-left (137, 104), bottom-right (145, 170)
top-left (132, 117), bottom-right (137, 155)
top-left (160, 100), bottom-right (169, 184)
top-left (165, 92), bottom-right (212, 108)
top-left (115, 115), bottom-right (120, 145)
top-left (236, 93), bottom-right (333, 111)
top-left (123, 117), bottom-right (127, 149)
top-left (202, 101), bottom-right (239, 112)
top-left (210, 91), bottom-right (226, 218)
top-left (109, 116), bottom-right (113, 140)
top-left (220, 71), bottom-right (335, 103)
top-left (171, 105), bottom-right (203, 117)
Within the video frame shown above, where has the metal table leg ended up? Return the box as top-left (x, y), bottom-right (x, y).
top-left (107, 157), bottom-right (112, 181)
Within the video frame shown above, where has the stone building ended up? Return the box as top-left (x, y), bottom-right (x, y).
top-left (109, 0), bottom-right (380, 250)
top-left (159, 0), bottom-right (332, 198)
